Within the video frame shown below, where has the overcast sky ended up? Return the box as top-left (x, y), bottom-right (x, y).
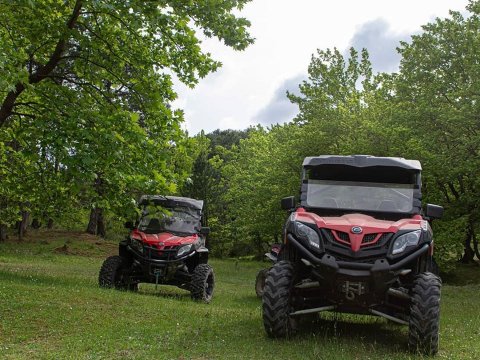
top-left (172, 0), bottom-right (469, 135)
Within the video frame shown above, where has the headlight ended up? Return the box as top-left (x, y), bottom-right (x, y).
top-left (177, 244), bottom-right (192, 257)
top-left (294, 222), bottom-right (321, 250)
top-left (392, 230), bottom-right (421, 255)
top-left (131, 238), bottom-right (144, 253)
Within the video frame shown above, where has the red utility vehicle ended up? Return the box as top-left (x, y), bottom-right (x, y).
top-left (99, 195), bottom-right (214, 302)
top-left (262, 155), bottom-right (443, 355)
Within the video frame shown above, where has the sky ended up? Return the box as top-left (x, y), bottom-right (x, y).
top-left (172, 0), bottom-right (469, 135)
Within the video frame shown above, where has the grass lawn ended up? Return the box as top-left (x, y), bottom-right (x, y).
top-left (1, 231), bottom-right (479, 359)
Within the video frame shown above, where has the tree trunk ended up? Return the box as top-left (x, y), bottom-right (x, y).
top-left (473, 235), bottom-right (480, 261)
top-left (97, 208), bottom-right (106, 238)
top-left (86, 175), bottom-right (107, 237)
top-left (86, 207), bottom-right (99, 235)
top-left (17, 210), bottom-right (30, 240)
top-left (460, 225), bottom-right (476, 263)
top-left (86, 207), bottom-right (106, 237)
top-left (47, 218), bottom-right (54, 229)
top-left (0, 224), bottom-right (7, 241)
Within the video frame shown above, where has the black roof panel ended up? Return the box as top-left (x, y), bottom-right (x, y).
top-left (302, 155), bottom-right (421, 171)
top-left (138, 195), bottom-right (204, 210)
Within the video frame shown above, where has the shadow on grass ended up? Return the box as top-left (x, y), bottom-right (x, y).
top-left (233, 293), bottom-right (410, 355)
top-left (293, 313), bottom-right (408, 353)
top-left (137, 284), bottom-right (191, 301)
top-left (233, 293), bottom-right (262, 306)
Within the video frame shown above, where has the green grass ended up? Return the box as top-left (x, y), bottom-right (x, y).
top-left (1, 233), bottom-right (479, 359)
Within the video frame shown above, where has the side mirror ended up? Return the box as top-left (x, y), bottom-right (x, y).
top-left (124, 221), bottom-right (134, 230)
top-left (200, 227), bottom-right (210, 235)
top-left (425, 204), bottom-right (444, 220)
top-left (281, 196), bottom-right (296, 210)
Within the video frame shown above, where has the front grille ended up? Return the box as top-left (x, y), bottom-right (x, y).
top-left (323, 229), bottom-right (335, 243)
top-left (362, 233), bottom-right (377, 243)
top-left (144, 244), bottom-right (179, 261)
top-left (322, 229), bottom-right (350, 249)
top-left (322, 228), bottom-right (395, 263)
top-left (336, 231), bottom-right (350, 243)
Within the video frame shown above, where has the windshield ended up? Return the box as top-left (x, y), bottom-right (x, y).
top-left (306, 180), bottom-right (414, 213)
top-left (137, 205), bottom-right (201, 235)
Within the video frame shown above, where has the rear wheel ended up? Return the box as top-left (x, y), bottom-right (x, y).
top-left (262, 260), bottom-right (297, 338)
top-left (98, 255), bottom-right (137, 291)
top-left (191, 264), bottom-right (215, 303)
top-left (255, 269), bottom-right (268, 298)
top-left (408, 272), bottom-right (442, 355)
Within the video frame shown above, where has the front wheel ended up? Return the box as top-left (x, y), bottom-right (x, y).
top-left (408, 272), bottom-right (442, 355)
top-left (191, 264), bottom-right (215, 303)
top-left (98, 255), bottom-right (137, 291)
top-left (262, 260), bottom-right (297, 338)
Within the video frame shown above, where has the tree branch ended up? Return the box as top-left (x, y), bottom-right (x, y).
top-left (0, 0), bottom-right (83, 128)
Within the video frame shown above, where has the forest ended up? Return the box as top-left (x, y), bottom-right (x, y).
top-left (1, 0), bottom-right (480, 273)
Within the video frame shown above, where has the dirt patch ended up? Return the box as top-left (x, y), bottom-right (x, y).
top-left (54, 244), bottom-right (70, 254)
top-left (16, 230), bottom-right (119, 258)
top-left (23, 229), bottom-right (100, 242)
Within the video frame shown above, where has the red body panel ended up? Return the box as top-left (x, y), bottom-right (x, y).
top-left (293, 211), bottom-right (425, 252)
top-left (131, 229), bottom-right (198, 250)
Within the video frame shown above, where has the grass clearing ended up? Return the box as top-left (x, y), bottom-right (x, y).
top-left (1, 233), bottom-right (479, 359)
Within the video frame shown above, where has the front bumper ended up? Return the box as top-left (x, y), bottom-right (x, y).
top-left (128, 244), bottom-right (197, 282)
top-left (287, 233), bottom-right (429, 299)
top-left (129, 244), bottom-right (196, 265)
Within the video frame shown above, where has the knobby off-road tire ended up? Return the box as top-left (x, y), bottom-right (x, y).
top-left (408, 272), bottom-right (442, 355)
top-left (262, 260), bottom-right (297, 338)
top-left (98, 255), bottom-right (138, 291)
top-left (191, 264), bottom-right (215, 303)
top-left (255, 269), bottom-right (269, 298)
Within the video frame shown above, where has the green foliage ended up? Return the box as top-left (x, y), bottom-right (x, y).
top-left (432, 217), bottom-right (468, 272)
top-left (182, 129), bottom-right (250, 256)
top-left (395, 1), bottom-right (480, 262)
top-left (0, 0), bottom-right (253, 232)
top-left (224, 125), bottom-right (302, 256)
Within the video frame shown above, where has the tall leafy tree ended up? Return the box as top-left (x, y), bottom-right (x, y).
top-left (395, 0), bottom-right (480, 262)
top-left (0, 0), bottom-right (253, 235)
top-left (183, 129), bottom-right (249, 255)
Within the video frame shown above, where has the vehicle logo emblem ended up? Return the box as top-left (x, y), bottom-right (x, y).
top-left (351, 226), bottom-right (363, 234)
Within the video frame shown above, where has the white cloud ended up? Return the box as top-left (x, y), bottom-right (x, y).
top-left (173, 0), bottom-right (469, 135)
top-left (347, 19), bottom-right (411, 72)
top-left (253, 74), bottom-right (305, 126)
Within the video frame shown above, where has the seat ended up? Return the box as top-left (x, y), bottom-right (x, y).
top-left (147, 218), bottom-right (163, 233)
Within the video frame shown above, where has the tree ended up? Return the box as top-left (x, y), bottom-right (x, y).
top-left (182, 129), bottom-right (249, 255)
top-left (0, 0), bottom-right (253, 128)
top-left (395, 0), bottom-right (480, 262)
top-left (0, 0), bottom-right (253, 235)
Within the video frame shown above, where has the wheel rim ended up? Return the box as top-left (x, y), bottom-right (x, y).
top-left (256, 272), bottom-right (266, 296)
top-left (205, 272), bottom-right (214, 298)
